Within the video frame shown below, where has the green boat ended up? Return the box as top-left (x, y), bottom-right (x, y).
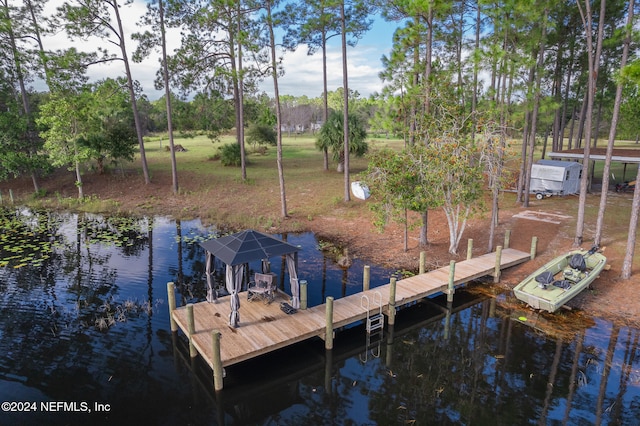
top-left (513, 246), bottom-right (607, 313)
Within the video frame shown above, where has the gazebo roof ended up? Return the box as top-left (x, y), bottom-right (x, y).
top-left (199, 229), bottom-right (299, 266)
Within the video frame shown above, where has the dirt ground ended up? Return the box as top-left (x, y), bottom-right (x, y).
top-left (3, 167), bottom-right (639, 329)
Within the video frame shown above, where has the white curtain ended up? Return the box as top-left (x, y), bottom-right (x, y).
top-left (286, 253), bottom-right (299, 309)
top-left (205, 252), bottom-right (217, 302)
top-left (226, 264), bottom-right (244, 327)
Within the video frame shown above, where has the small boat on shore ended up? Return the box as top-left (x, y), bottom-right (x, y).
top-left (513, 246), bottom-right (607, 313)
top-left (351, 181), bottom-right (371, 200)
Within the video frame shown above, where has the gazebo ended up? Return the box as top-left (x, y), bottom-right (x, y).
top-left (199, 229), bottom-right (300, 327)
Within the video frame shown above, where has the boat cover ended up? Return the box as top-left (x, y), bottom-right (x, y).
top-left (535, 271), bottom-right (554, 285)
top-left (569, 254), bottom-right (586, 272)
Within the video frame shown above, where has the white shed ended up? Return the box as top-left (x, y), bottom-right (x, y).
top-left (530, 159), bottom-right (582, 196)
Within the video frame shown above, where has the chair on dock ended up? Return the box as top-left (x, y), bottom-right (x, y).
top-left (248, 272), bottom-right (276, 304)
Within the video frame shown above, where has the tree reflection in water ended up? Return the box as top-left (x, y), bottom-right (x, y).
top-left (0, 208), bottom-right (638, 425)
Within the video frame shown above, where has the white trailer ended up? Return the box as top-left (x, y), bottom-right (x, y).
top-left (530, 160), bottom-right (582, 199)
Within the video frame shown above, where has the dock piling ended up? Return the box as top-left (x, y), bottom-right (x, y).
top-left (494, 246), bottom-right (503, 283)
top-left (300, 280), bottom-right (308, 310)
top-left (167, 282), bottom-right (178, 332)
top-left (419, 252), bottom-right (426, 274)
top-left (388, 277), bottom-right (397, 325)
top-left (530, 236), bottom-right (538, 259)
top-left (187, 304), bottom-right (197, 357)
top-left (466, 239), bottom-right (473, 260)
top-left (212, 330), bottom-right (223, 391)
top-left (504, 230), bottom-right (511, 249)
top-left (363, 265), bottom-right (370, 291)
top-left (447, 261), bottom-right (455, 303)
top-left (325, 297), bottom-right (334, 350)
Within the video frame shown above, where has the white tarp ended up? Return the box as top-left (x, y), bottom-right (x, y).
top-left (530, 160), bottom-right (582, 195)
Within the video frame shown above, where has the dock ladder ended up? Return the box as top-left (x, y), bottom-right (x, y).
top-left (361, 291), bottom-right (384, 334)
top-left (360, 291), bottom-right (384, 363)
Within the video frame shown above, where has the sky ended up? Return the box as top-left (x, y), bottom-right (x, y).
top-left (40, 1), bottom-right (398, 101)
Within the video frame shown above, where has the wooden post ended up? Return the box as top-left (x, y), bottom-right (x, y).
top-left (363, 265), bottom-right (370, 291)
top-left (211, 330), bottom-right (224, 391)
top-left (466, 239), bottom-right (473, 260)
top-left (447, 261), bottom-right (455, 303)
top-left (494, 245), bottom-right (503, 283)
top-left (530, 236), bottom-right (538, 260)
top-left (300, 280), bottom-right (308, 310)
top-left (419, 252), bottom-right (426, 274)
top-left (504, 230), bottom-right (511, 249)
top-left (187, 303), bottom-right (197, 357)
top-left (167, 282), bottom-right (178, 332)
top-left (325, 297), bottom-right (334, 350)
top-left (388, 277), bottom-right (397, 325)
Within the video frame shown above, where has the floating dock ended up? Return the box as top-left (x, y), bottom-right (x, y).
top-left (168, 239), bottom-right (534, 390)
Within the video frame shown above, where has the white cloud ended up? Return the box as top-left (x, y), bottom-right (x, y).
top-left (267, 43), bottom-right (385, 98)
top-left (35, 1), bottom-right (392, 100)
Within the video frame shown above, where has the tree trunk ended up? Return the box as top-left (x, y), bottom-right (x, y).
top-left (237, 3), bottom-right (247, 181)
top-left (524, 12), bottom-right (548, 208)
top-left (340, 2), bottom-right (350, 202)
top-left (112, 0), bottom-right (150, 185)
top-left (266, 0), bottom-right (288, 218)
top-left (159, 0), bottom-right (178, 194)
top-left (419, 209), bottom-right (428, 247)
top-left (574, 0), bottom-right (605, 247)
top-left (322, 27), bottom-right (329, 171)
top-left (621, 163), bottom-right (640, 279)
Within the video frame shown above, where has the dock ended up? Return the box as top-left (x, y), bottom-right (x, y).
top-left (169, 243), bottom-right (533, 390)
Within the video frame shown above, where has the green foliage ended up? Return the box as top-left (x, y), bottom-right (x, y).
top-left (316, 110), bottom-right (368, 169)
top-left (219, 143), bottom-right (242, 167)
top-left (365, 139), bottom-right (484, 254)
top-left (246, 123), bottom-right (276, 148)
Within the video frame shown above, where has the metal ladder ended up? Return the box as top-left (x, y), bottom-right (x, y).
top-left (360, 291), bottom-right (384, 363)
top-left (361, 291), bottom-right (384, 334)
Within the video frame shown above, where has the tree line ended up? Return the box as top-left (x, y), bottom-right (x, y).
top-left (1, 0), bottom-right (640, 277)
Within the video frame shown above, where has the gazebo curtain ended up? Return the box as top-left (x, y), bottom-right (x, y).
top-left (226, 264), bottom-right (244, 327)
top-left (205, 252), bottom-right (216, 303)
top-left (286, 253), bottom-right (299, 309)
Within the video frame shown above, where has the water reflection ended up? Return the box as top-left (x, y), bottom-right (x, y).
top-left (0, 208), bottom-right (638, 425)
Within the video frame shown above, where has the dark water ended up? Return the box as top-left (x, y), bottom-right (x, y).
top-left (0, 209), bottom-right (639, 425)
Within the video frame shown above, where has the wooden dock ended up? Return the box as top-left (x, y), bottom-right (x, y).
top-left (169, 245), bottom-right (532, 389)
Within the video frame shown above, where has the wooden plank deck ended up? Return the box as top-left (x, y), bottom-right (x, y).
top-left (171, 247), bottom-right (531, 370)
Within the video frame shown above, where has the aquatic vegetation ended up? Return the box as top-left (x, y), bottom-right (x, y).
top-left (0, 207), bottom-right (154, 267)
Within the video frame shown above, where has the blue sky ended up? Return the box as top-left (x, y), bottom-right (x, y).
top-left (40, 1), bottom-right (398, 100)
top-left (263, 17), bottom-right (397, 99)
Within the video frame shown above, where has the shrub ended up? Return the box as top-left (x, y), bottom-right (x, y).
top-left (246, 123), bottom-right (276, 147)
top-left (219, 143), bottom-right (242, 166)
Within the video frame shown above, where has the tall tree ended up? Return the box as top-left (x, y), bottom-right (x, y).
top-left (283, 0), bottom-right (371, 171)
top-left (133, 0), bottom-right (179, 194)
top-left (594, 0), bottom-right (633, 247)
top-left (0, 0), bottom-right (48, 192)
top-left (574, 0), bottom-right (606, 247)
top-left (264, 0), bottom-right (288, 217)
top-left (37, 90), bottom-right (91, 198)
top-left (56, 0), bottom-right (151, 184)
top-left (168, 0), bottom-right (261, 182)
top-left (340, 0), bottom-right (350, 202)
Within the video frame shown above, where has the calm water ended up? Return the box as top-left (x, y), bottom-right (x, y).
top-left (0, 209), bottom-right (639, 425)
